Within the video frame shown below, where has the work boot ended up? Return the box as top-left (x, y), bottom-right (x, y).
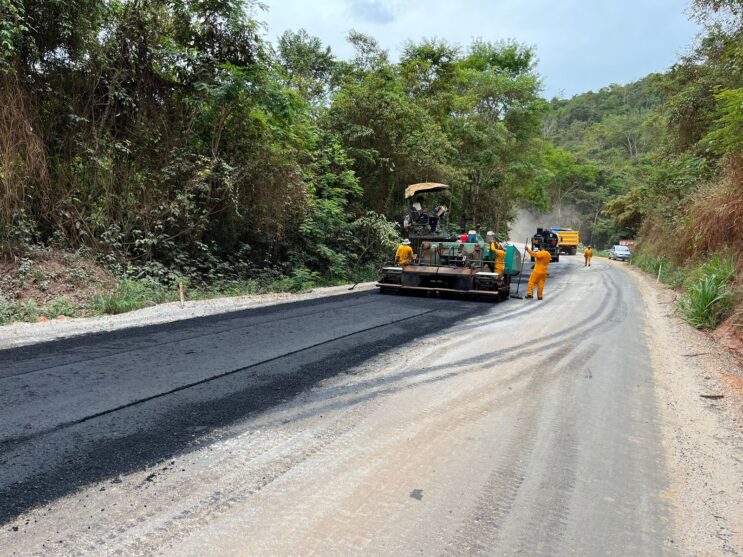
top-left (537, 297), bottom-right (543, 301)
top-left (525, 294), bottom-right (534, 299)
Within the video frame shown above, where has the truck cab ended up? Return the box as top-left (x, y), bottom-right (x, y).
top-left (531, 228), bottom-right (560, 262)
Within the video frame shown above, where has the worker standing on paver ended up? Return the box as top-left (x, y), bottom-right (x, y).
top-left (525, 246), bottom-right (551, 300)
top-left (395, 239), bottom-right (415, 266)
top-left (584, 246), bottom-right (593, 267)
top-left (492, 242), bottom-right (506, 274)
top-left (484, 231), bottom-right (506, 273)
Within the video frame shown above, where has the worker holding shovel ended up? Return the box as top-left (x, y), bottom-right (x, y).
top-left (525, 246), bottom-right (551, 300)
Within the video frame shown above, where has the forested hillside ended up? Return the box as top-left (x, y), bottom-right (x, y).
top-left (548, 1), bottom-right (742, 255)
top-left (545, 0), bottom-right (742, 331)
top-left (543, 75), bottom-right (666, 246)
top-left (0, 0), bottom-right (741, 329)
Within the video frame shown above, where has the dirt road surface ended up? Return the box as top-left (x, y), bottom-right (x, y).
top-left (1, 256), bottom-right (741, 555)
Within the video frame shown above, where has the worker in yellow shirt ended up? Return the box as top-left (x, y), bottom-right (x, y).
top-left (584, 246), bottom-right (593, 267)
top-left (491, 242), bottom-right (506, 274)
top-left (395, 239), bottom-right (415, 266)
top-left (525, 246), bottom-right (551, 300)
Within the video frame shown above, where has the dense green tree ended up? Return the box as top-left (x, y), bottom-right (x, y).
top-left (276, 29), bottom-right (336, 105)
top-left (327, 33), bottom-right (454, 215)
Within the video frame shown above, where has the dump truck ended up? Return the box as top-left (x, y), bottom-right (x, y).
top-left (550, 228), bottom-right (579, 255)
top-left (377, 182), bottom-right (522, 301)
top-left (531, 228), bottom-right (560, 262)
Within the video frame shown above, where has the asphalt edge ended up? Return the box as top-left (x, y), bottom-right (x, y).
top-left (0, 282), bottom-right (378, 351)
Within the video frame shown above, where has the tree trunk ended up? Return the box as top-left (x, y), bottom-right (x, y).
top-left (471, 177), bottom-right (480, 228)
top-left (589, 202), bottom-right (603, 244)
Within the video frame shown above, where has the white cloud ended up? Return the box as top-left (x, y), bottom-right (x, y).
top-left (346, 0), bottom-right (401, 24)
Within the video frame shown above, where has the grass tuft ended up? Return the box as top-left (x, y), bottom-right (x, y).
top-left (679, 255), bottom-right (736, 329)
top-left (92, 279), bottom-right (171, 315)
top-left (44, 297), bottom-right (77, 319)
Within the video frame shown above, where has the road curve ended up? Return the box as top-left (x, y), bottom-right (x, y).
top-left (0, 256), bottom-right (676, 555)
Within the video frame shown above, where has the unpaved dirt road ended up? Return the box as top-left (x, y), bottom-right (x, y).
top-left (1, 256), bottom-right (741, 555)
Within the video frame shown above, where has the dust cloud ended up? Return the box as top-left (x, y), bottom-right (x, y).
top-left (508, 207), bottom-right (581, 243)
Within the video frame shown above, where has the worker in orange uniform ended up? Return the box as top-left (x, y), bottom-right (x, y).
top-left (491, 241), bottom-right (506, 274)
top-left (395, 239), bottom-right (415, 266)
top-left (525, 246), bottom-right (551, 300)
top-left (584, 246), bottom-right (593, 267)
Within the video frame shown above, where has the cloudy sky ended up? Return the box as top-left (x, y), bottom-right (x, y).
top-left (259, 0), bottom-right (701, 99)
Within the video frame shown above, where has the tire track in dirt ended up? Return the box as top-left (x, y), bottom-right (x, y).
top-left (418, 272), bottom-right (622, 379)
top-left (508, 346), bottom-right (592, 555)
top-left (212, 343), bottom-right (580, 554)
top-left (439, 342), bottom-right (592, 555)
top-left (90, 402), bottom-right (377, 556)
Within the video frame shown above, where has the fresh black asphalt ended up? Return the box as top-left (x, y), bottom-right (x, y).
top-left (0, 290), bottom-right (496, 524)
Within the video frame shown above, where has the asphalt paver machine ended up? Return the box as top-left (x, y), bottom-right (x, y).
top-left (377, 183), bottom-right (522, 301)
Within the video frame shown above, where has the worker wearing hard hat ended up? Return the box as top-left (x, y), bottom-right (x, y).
top-left (525, 246), bottom-right (551, 300)
top-left (395, 239), bottom-right (415, 266)
top-left (584, 246), bottom-right (593, 267)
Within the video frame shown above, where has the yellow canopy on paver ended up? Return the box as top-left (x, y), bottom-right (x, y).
top-left (404, 182), bottom-right (450, 199)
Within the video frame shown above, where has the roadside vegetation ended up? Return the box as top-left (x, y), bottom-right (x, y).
top-left (0, 247), bottom-right (383, 325)
top-left (680, 260), bottom-right (736, 329)
top-left (632, 251), bottom-right (738, 329)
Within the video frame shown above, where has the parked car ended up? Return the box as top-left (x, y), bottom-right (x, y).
top-left (609, 245), bottom-right (632, 261)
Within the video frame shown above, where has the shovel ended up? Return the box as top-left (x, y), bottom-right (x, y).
top-left (510, 238), bottom-right (529, 299)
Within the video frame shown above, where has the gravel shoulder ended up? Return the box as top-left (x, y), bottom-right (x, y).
top-left (620, 259), bottom-right (743, 554)
top-left (0, 282), bottom-right (376, 350)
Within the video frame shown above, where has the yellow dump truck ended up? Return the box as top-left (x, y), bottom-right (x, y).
top-left (550, 228), bottom-right (580, 255)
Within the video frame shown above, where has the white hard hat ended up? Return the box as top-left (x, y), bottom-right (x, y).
top-left (402, 239), bottom-right (411, 245)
